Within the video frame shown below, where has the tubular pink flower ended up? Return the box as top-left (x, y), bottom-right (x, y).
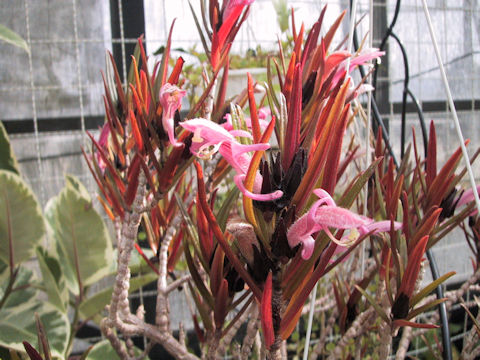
top-left (234, 174), bottom-right (283, 201)
top-left (223, 0), bottom-right (255, 22)
top-left (332, 48), bottom-right (385, 87)
top-left (159, 83), bottom-right (186, 147)
top-left (287, 188), bottom-right (402, 260)
top-left (180, 118), bottom-right (283, 201)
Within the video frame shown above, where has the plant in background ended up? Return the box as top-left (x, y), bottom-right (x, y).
top-left (3, 1), bottom-right (480, 359)
top-left (0, 118), bottom-right (155, 359)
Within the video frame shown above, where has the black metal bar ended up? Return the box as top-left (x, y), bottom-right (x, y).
top-left (109, 0), bottom-right (146, 81)
top-left (427, 250), bottom-right (453, 359)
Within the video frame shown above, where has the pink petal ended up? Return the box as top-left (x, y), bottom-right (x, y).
top-left (162, 115), bottom-right (183, 147)
top-left (457, 185), bottom-right (480, 212)
top-left (159, 83), bottom-right (186, 147)
top-left (314, 206), bottom-right (367, 229)
top-left (234, 174), bottom-right (283, 201)
top-left (180, 118), bottom-right (234, 144)
top-left (287, 212), bottom-right (322, 259)
top-left (360, 220), bottom-right (402, 234)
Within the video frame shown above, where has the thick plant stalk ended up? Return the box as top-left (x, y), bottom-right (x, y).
top-left (395, 326), bottom-right (412, 360)
top-left (217, 301), bottom-right (256, 357)
top-left (378, 323), bottom-right (393, 359)
top-left (108, 173), bottom-right (148, 323)
top-left (156, 211), bottom-right (184, 331)
top-left (326, 308), bottom-right (374, 360)
top-left (206, 329), bottom-right (222, 360)
top-left (241, 304), bottom-right (260, 360)
top-left (460, 307), bottom-right (480, 360)
top-left (101, 173), bottom-right (199, 360)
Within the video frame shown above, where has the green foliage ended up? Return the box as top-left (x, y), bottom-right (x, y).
top-left (0, 263), bottom-right (69, 359)
top-left (0, 170), bottom-right (46, 266)
top-left (0, 24), bottom-right (29, 53)
top-left (0, 121), bottom-right (20, 175)
top-left (85, 339), bottom-right (144, 360)
top-left (36, 247), bottom-right (68, 312)
top-left (45, 176), bottom-right (113, 294)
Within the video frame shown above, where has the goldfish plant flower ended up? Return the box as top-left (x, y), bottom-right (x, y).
top-left (287, 188), bottom-right (402, 260)
top-left (159, 83), bottom-right (186, 147)
top-left (180, 118), bottom-right (282, 201)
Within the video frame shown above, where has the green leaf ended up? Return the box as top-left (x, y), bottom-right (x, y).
top-left (65, 174), bottom-right (91, 200)
top-left (0, 24), bottom-right (29, 53)
top-left (79, 272), bottom-right (157, 320)
top-left (410, 271), bottom-right (455, 308)
top-left (215, 187), bottom-right (240, 231)
top-left (354, 285), bottom-right (390, 324)
top-left (406, 298), bottom-right (448, 321)
top-left (45, 178), bottom-right (113, 295)
top-left (0, 170), bottom-right (45, 266)
top-left (85, 339), bottom-right (142, 360)
top-left (0, 265), bottom-right (37, 310)
top-left (36, 247), bottom-right (68, 313)
top-left (0, 121), bottom-right (20, 175)
top-left (338, 158), bottom-right (382, 208)
top-left (0, 302), bottom-right (69, 359)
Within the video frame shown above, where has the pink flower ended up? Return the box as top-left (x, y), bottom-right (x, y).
top-left (159, 83), bottom-right (187, 147)
top-left (95, 123), bottom-right (110, 173)
top-left (180, 118), bottom-right (282, 201)
top-left (221, 111), bottom-right (270, 132)
top-left (223, 0), bottom-right (255, 22)
top-left (332, 48), bottom-right (385, 88)
top-left (456, 185), bottom-right (480, 215)
top-left (287, 189), bottom-right (401, 260)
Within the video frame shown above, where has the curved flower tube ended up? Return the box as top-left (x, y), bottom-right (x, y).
top-left (287, 188), bottom-right (402, 260)
top-left (180, 118), bottom-right (283, 201)
top-left (159, 83), bottom-right (186, 147)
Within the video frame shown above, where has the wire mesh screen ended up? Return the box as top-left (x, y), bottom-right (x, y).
top-left (1, 0), bottom-right (480, 357)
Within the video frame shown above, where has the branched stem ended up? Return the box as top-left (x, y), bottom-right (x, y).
top-left (327, 308), bottom-right (375, 360)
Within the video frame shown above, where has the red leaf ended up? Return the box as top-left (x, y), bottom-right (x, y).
top-left (321, 103), bottom-right (350, 194)
top-left (214, 279), bottom-right (229, 329)
top-left (192, 314), bottom-right (205, 343)
top-left (128, 109), bottom-right (144, 151)
top-left (261, 271), bottom-right (275, 349)
top-left (135, 243), bottom-right (159, 275)
top-left (167, 57), bottom-right (185, 85)
top-left (393, 319), bottom-right (439, 329)
top-left (195, 161), bottom-right (262, 300)
top-left (23, 342), bottom-right (43, 360)
top-left (210, 246), bottom-right (225, 297)
top-left (282, 63), bottom-right (303, 171)
top-left (247, 72), bottom-right (261, 143)
top-left (426, 120), bottom-right (437, 188)
top-left (399, 235), bottom-right (429, 298)
top-left (124, 154), bottom-right (141, 207)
